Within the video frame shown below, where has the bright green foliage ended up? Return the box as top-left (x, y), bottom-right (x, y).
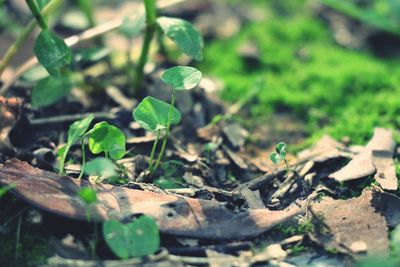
top-left (103, 216), bottom-right (160, 259)
top-left (157, 17), bottom-right (204, 61)
top-left (34, 30), bottom-right (71, 77)
top-left (119, 15), bottom-right (145, 38)
top-left (161, 66), bottom-right (202, 90)
top-left (31, 76), bottom-right (73, 107)
top-left (202, 0), bottom-right (400, 145)
top-left (58, 114), bottom-right (94, 174)
top-left (84, 157), bottom-right (117, 181)
top-left (270, 142), bottom-right (287, 164)
top-left (133, 96), bottom-right (181, 132)
top-left (88, 122), bottom-right (126, 160)
top-left (78, 187), bottom-right (97, 205)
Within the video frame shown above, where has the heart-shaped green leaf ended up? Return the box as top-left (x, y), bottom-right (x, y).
top-left (84, 157), bottom-right (116, 180)
top-left (88, 122), bottom-right (126, 160)
top-left (270, 152), bottom-right (283, 164)
top-left (31, 76), bottom-right (73, 107)
top-left (161, 66), bottom-right (202, 90)
top-left (275, 142), bottom-right (287, 158)
top-left (34, 30), bottom-right (71, 77)
top-left (103, 216), bottom-right (160, 259)
top-left (157, 17), bottom-right (203, 61)
top-left (68, 114), bottom-right (95, 146)
top-left (132, 96), bottom-right (181, 132)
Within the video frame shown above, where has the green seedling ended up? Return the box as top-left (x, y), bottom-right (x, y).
top-left (269, 142), bottom-right (290, 170)
top-left (25, 0), bottom-right (75, 107)
top-left (103, 216), bottom-right (160, 259)
top-left (84, 157), bottom-right (117, 183)
top-left (26, 0), bottom-right (71, 77)
top-left (133, 66), bottom-right (202, 174)
top-left (133, 96), bottom-right (181, 174)
top-left (87, 121), bottom-right (126, 160)
top-left (133, 0), bottom-right (203, 95)
top-left (58, 114), bottom-right (94, 175)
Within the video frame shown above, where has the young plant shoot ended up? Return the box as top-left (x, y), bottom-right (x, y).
top-left (133, 66), bottom-right (202, 174)
top-left (133, 0), bottom-right (203, 95)
top-left (58, 114), bottom-right (95, 176)
top-left (270, 142), bottom-right (290, 171)
top-left (25, 0), bottom-right (74, 107)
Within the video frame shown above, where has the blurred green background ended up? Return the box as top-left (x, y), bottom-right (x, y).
top-left (201, 0), bottom-right (400, 145)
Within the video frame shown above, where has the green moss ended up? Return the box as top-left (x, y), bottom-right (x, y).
top-left (201, 0), bottom-right (400, 145)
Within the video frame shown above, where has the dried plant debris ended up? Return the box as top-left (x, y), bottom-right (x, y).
top-left (0, 159), bottom-right (301, 240)
top-left (0, 96), bottom-right (34, 156)
top-left (297, 135), bottom-right (348, 163)
top-left (329, 128), bottom-right (396, 184)
top-left (309, 190), bottom-right (390, 256)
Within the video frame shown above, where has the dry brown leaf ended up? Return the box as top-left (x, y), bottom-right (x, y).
top-left (0, 159), bottom-right (301, 240)
top-left (329, 128), bottom-right (395, 182)
top-left (297, 135), bottom-right (347, 163)
top-left (372, 150), bottom-right (398, 191)
top-left (310, 190), bottom-right (389, 256)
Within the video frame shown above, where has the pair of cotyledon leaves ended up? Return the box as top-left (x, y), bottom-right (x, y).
top-left (269, 142), bottom-right (287, 164)
top-left (133, 66), bottom-right (202, 132)
top-left (32, 16), bottom-right (203, 108)
top-left (59, 114), bottom-right (125, 175)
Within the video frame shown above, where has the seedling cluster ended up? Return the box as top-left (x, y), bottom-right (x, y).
top-left (0, 0), bottom-right (204, 260)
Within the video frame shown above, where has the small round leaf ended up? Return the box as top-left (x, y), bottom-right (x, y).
top-left (161, 66), bottom-right (202, 90)
top-left (275, 142), bottom-right (287, 157)
top-left (157, 17), bottom-right (203, 61)
top-left (103, 216), bottom-right (160, 259)
top-left (88, 122), bottom-right (126, 160)
top-left (270, 152), bottom-right (282, 164)
top-left (132, 96), bottom-right (181, 132)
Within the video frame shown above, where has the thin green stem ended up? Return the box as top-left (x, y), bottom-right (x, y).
top-left (153, 89), bottom-right (175, 172)
top-left (284, 159), bottom-right (290, 172)
top-left (133, 0), bottom-right (157, 96)
top-left (0, 0), bottom-right (64, 78)
top-left (26, 0), bottom-right (48, 30)
top-left (59, 143), bottom-right (70, 175)
top-left (149, 129), bottom-right (161, 174)
top-left (78, 139), bottom-right (86, 179)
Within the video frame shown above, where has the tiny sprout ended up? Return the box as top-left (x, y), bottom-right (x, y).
top-left (269, 142), bottom-right (290, 170)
